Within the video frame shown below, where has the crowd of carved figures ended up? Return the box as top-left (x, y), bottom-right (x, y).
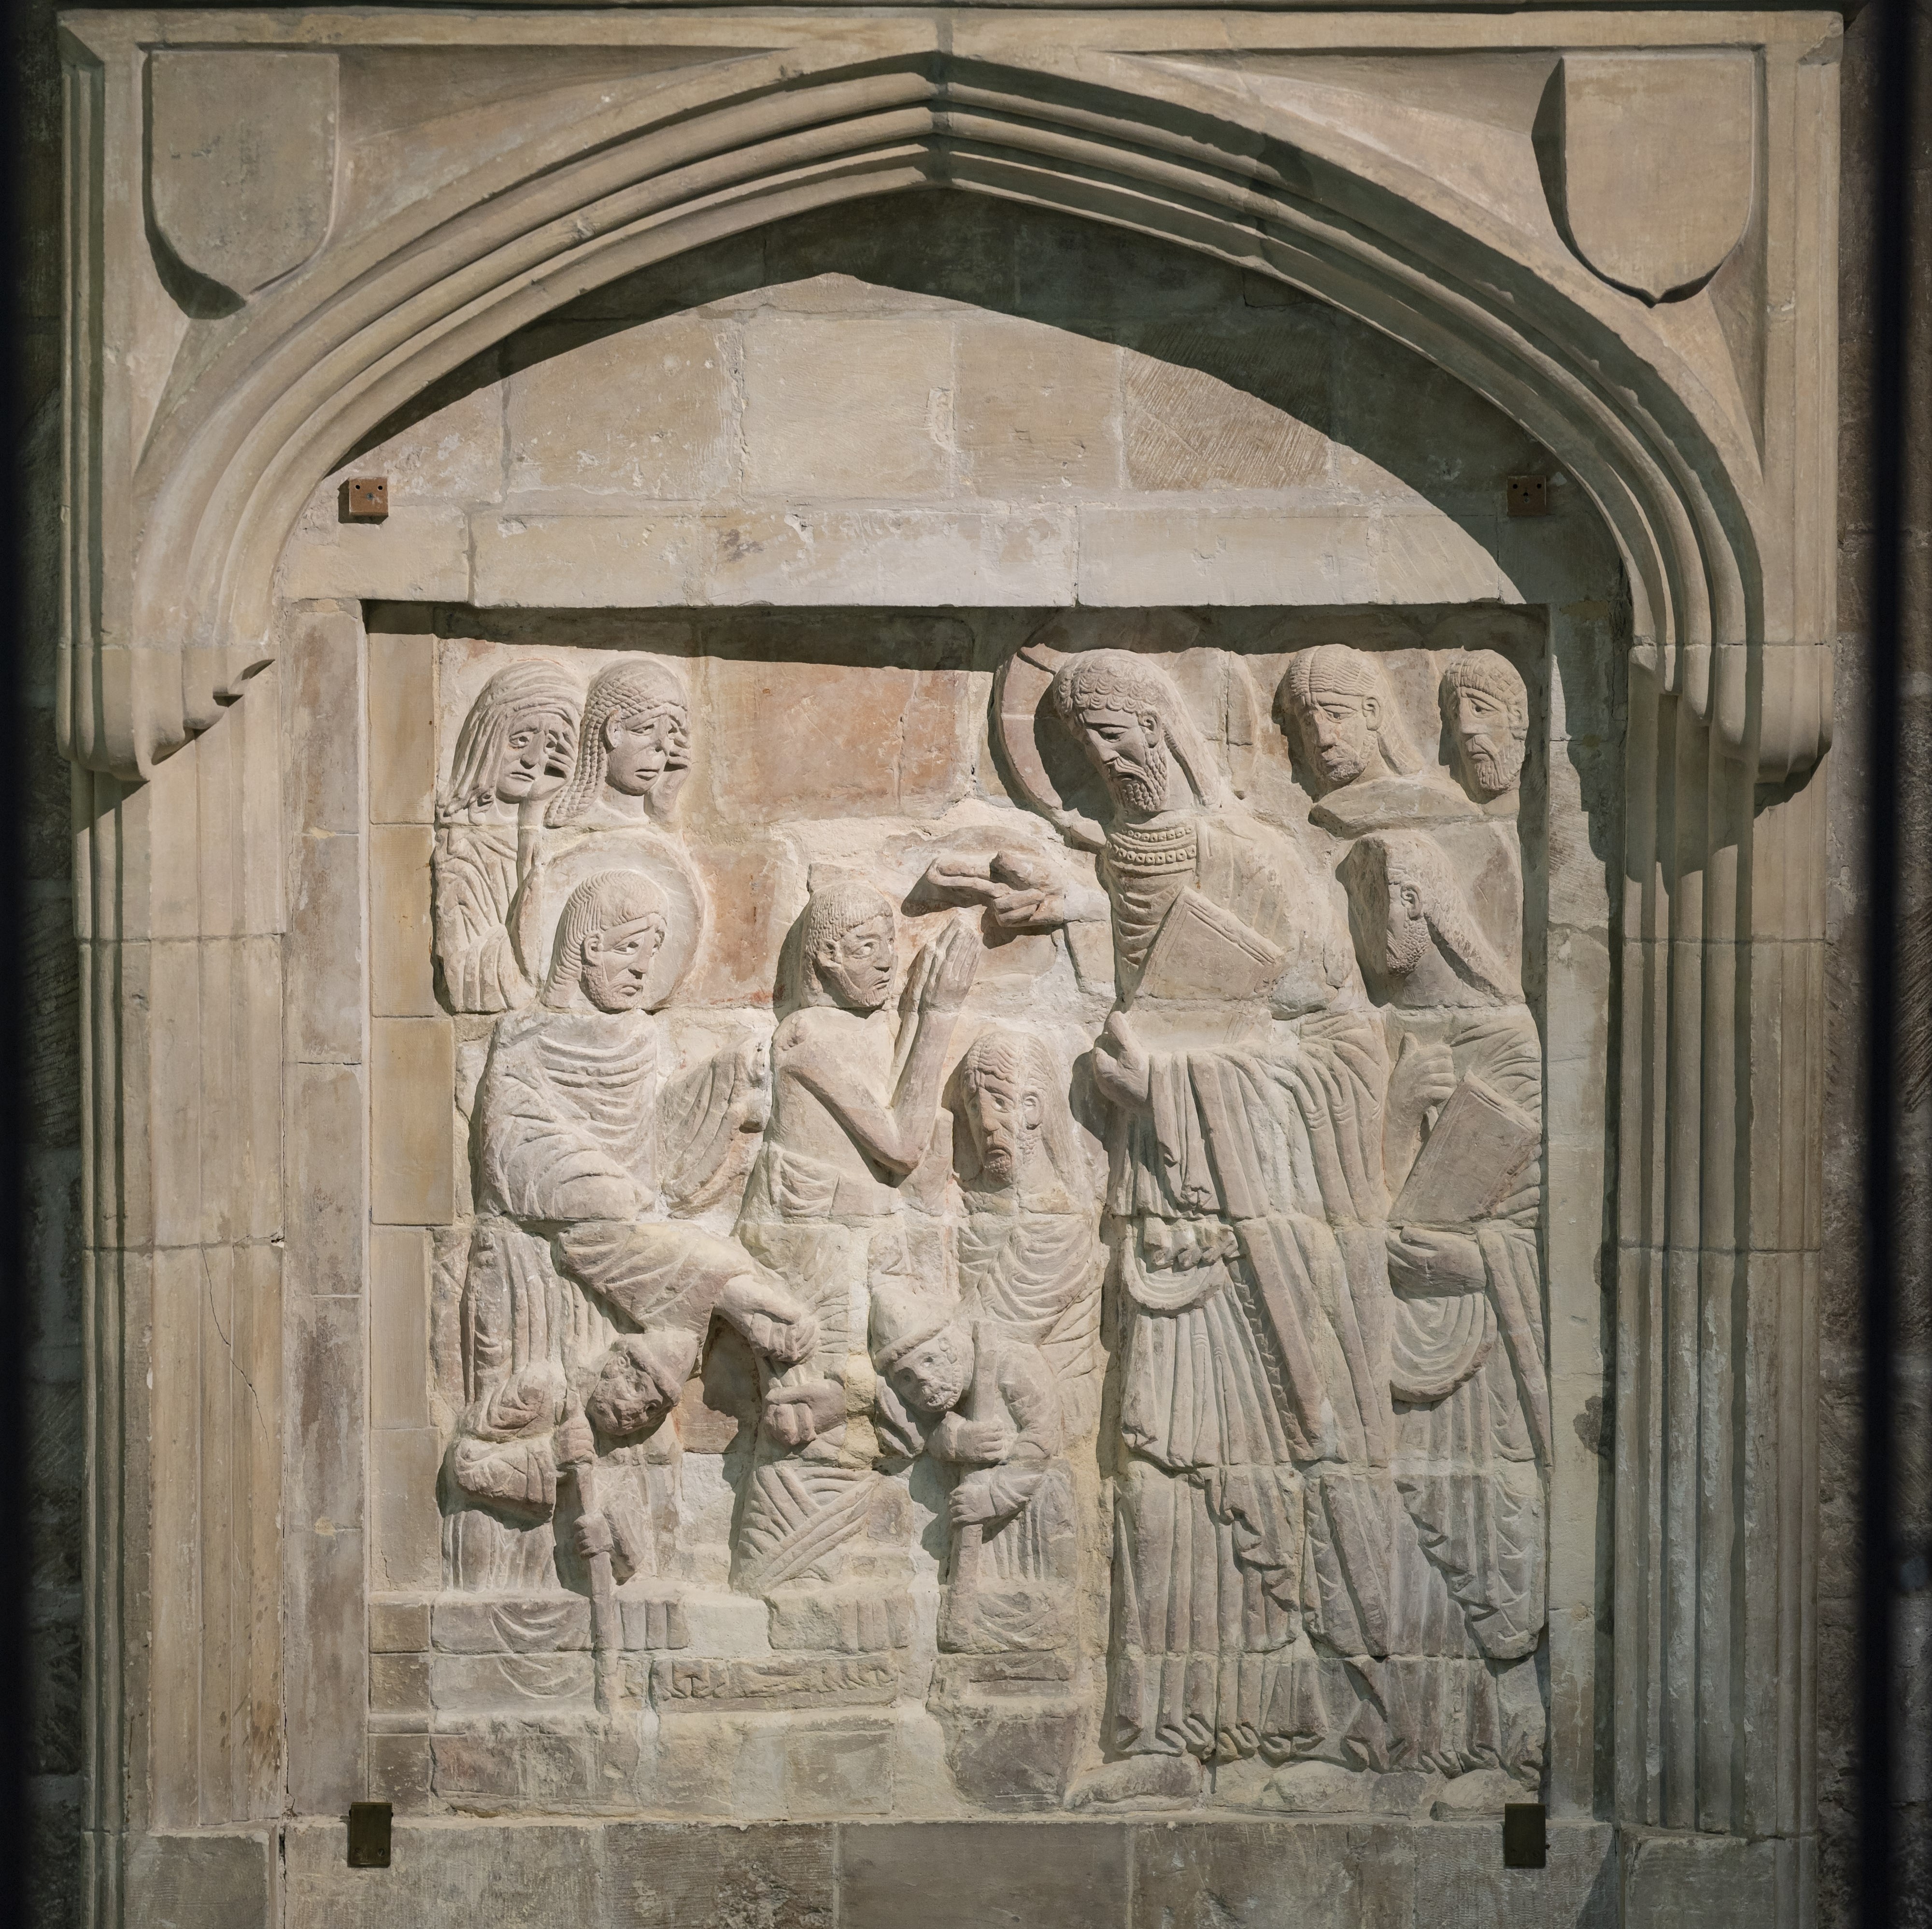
top-left (429, 629), bottom-right (1546, 1811)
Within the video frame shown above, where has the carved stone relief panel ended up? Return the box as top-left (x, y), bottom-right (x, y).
top-left (396, 605), bottom-right (1560, 1821)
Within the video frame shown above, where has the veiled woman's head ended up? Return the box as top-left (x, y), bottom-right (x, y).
top-left (438, 661), bottom-right (582, 824)
top-left (545, 656), bottom-right (692, 827)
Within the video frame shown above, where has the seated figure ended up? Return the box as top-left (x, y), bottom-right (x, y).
top-left (445, 870), bottom-right (817, 1595)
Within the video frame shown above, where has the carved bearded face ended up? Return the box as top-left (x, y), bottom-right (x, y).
top-left (585, 1340), bottom-right (681, 1442)
top-left (1075, 706), bottom-right (1171, 816)
top-left (579, 914), bottom-right (663, 1012)
top-left (1379, 878), bottom-right (1432, 979)
top-left (603, 707), bottom-right (689, 800)
top-left (497, 705), bottom-right (576, 804)
top-left (964, 1071), bottom-right (1043, 1185)
top-left (1294, 676), bottom-right (1383, 789)
top-left (1449, 685), bottom-right (1526, 796)
top-left (811, 913), bottom-right (895, 1014)
top-left (892, 1325), bottom-right (974, 1416)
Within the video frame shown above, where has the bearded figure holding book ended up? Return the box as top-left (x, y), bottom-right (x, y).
top-left (977, 648), bottom-right (1406, 1803)
top-left (1339, 829), bottom-right (1549, 1798)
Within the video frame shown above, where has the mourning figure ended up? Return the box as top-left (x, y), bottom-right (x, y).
top-left (433, 660), bottom-right (582, 1012)
top-left (546, 655), bottom-right (693, 828)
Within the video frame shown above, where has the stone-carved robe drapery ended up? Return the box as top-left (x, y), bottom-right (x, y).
top-left (445, 1003), bottom-right (759, 1593)
top-left (1098, 807), bottom-right (1396, 1766)
top-left (933, 1323), bottom-right (1079, 1655)
top-left (730, 1005), bottom-right (920, 1598)
top-left (434, 825), bottom-right (529, 1014)
top-left (956, 1192), bottom-right (1103, 1443)
top-left (1376, 1000), bottom-right (1549, 1780)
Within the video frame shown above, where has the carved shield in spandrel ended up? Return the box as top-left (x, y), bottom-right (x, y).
top-left (148, 51), bottom-right (338, 300)
top-left (1552, 50), bottom-right (1756, 303)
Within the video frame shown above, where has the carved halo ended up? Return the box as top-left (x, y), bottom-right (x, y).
top-left (525, 829), bottom-right (707, 1010)
top-left (992, 612), bottom-right (1220, 852)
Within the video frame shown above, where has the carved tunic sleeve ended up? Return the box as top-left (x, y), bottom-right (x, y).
top-left (434, 826), bottom-right (528, 1014)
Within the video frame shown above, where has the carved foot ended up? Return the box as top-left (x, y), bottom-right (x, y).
top-left (1429, 1768), bottom-right (1536, 1818)
top-left (1063, 1754), bottom-right (1204, 1811)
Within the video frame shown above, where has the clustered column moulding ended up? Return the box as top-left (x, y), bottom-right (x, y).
top-left (59, 5), bottom-right (1838, 1924)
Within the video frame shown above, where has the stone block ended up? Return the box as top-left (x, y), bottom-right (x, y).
top-left (370, 1227), bottom-right (430, 1429)
top-left (471, 512), bottom-right (698, 606)
top-left (369, 1651), bottom-right (431, 1720)
top-left (929, 1690), bottom-right (1084, 1811)
top-left (371, 824), bottom-right (437, 1018)
top-left (284, 1524), bottom-right (366, 1816)
top-left (369, 1733), bottom-right (435, 1816)
top-left (369, 629), bottom-right (439, 827)
top-left (1618, 1827), bottom-right (1783, 1929)
top-left (355, 370), bottom-right (506, 507)
top-left (431, 1652), bottom-right (597, 1717)
top-left (282, 505), bottom-right (472, 603)
top-left (371, 1018), bottom-right (455, 1226)
top-left (371, 1427), bottom-right (443, 1595)
top-left (740, 316), bottom-right (952, 499)
top-left (433, 1594), bottom-right (592, 1653)
top-left (706, 660), bottom-right (975, 822)
top-left (369, 1598), bottom-right (432, 1654)
top-left (1132, 1818), bottom-right (1399, 1928)
top-left (283, 607), bottom-right (363, 837)
top-left (954, 315), bottom-right (1121, 494)
top-left (602, 1821), bottom-right (835, 1929)
top-left (840, 1821), bottom-right (1129, 1929)
top-left (1076, 507), bottom-right (1507, 606)
top-left (125, 1830), bottom-right (275, 1929)
top-left (285, 1062), bottom-right (365, 1298)
top-left (699, 504), bottom-right (1076, 605)
top-left (284, 1818), bottom-right (602, 1929)
top-left (286, 827), bottom-right (364, 1063)
top-left (506, 316), bottom-right (733, 503)
top-left (1122, 324), bottom-right (1329, 492)
top-left (679, 835), bottom-right (797, 1007)
top-left (765, 1583), bottom-right (912, 1654)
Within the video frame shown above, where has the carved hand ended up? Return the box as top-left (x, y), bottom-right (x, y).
top-left (917, 917), bottom-right (982, 1015)
top-left (554, 1411), bottom-right (596, 1468)
top-left (762, 1378), bottom-right (845, 1450)
top-left (573, 1512), bottom-right (614, 1558)
top-left (1387, 1225), bottom-right (1488, 1296)
top-left (948, 1470), bottom-right (1000, 1527)
top-left (1388, 1032), bottom-right (1458, 1135)
top-left (985, 850), bottom-right (1069, 931)
top-left (740, 1304), bottom-right (820, 1368)
top-left (1093, 1011), bottom-right (1152, 1111)
top-left (950, 1416), bottom-right (1017, 1464)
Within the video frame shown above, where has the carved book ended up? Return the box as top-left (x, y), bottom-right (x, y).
top-left (1392, 1072), bottom-right (1539, 1225)
top-left (1136, 887), bottom-right (1287, 1001)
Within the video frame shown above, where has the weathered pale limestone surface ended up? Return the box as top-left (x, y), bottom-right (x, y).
top-left (281, 258), bottom-right (1529, 615)
top-left (50, 9), bottom-right (1847, 1927)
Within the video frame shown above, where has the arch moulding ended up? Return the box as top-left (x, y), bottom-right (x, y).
top-left (59, 7), bottom-right (1841, 1926)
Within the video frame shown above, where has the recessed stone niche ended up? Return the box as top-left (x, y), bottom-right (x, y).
top-left (347, 594), bottom-right (1589, 1831)
top-left (63, 9), bottom-right (1837, 1924)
